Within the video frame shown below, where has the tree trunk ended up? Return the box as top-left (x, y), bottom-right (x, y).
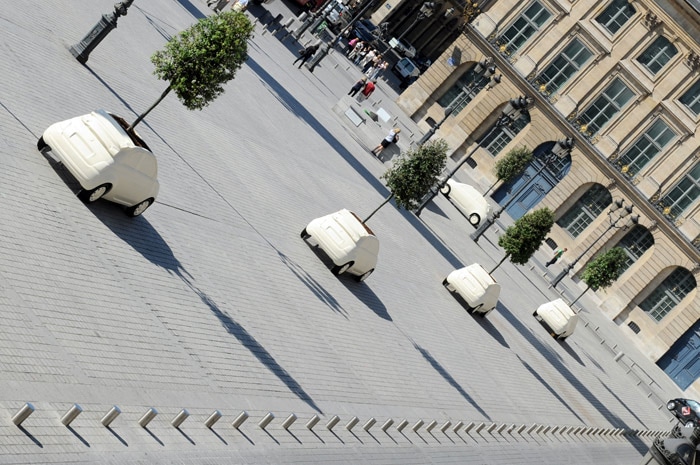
top-left (128, 86), bottom-right (172, 131)
top-left (570, 285), bottom-right (591, 307)
top-left (489, 254), bottom-right (509, 275)
top-left (362, 193), bottom-right (394, 224)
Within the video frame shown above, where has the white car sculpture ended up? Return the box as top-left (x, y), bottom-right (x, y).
top-left (442, 263), bottom-right (501, 316)
top-left (440, 179), bottom-right (490, 226)
top-left (38, 110), bottom-right (159, 217)
top-left (533, 299), bottom-right (578, 340)
top-left (301, 209), bottom-right (379, 282)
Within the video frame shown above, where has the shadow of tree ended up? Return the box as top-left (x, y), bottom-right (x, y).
top-left (473, 302), bottom-right (509, 349)
top-left (278, 250), bottom-right (347, 317)
top-left (172, 0), bottom-right (208, 19)
top-left (413, 341), bottom-right (491, 421)
top-left (92, 207), bottom-right (322, 414)
top-left (517, 355), bottom-right (586, 424)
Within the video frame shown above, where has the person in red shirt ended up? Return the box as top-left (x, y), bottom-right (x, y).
top-left (357, 80), bottom-right (375, 101)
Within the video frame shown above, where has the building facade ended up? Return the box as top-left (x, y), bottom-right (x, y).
top-left (393, 0), bottom-right (700, 394)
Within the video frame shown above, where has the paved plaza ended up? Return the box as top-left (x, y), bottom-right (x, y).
top-left (0, 1), bottom-right (687, 463)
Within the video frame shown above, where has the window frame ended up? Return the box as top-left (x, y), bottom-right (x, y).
top-left (496, 1), bottom-right (552, 56)
top-left (615, 118), bottom-right (677, 179)
top-left (535, 38), bottom-right (594, 96)
top-left (636, 36), bottom-right (678, 76)
top-left (594, 0), bottom-right (637, 36)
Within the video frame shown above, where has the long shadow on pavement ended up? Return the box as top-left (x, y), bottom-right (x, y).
top-left (173, 0), bottom-right (208, 19)
top-left (413, 341), bottom-right (491, 421)
top-left (496, 291), bottom-right (648, 453)
top-left (91, 205), bottom-right (322, 414)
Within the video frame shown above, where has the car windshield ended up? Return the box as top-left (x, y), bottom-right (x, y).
top-left (687, 400), bottom-right (700, 413)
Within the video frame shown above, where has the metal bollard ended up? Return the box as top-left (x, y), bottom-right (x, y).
top-left (171, 409), bottom-right (190, 428)
top-left (61, 404), bottom-right (83, 426)
top-left (138, 408), bottom-right (158, 428)
top-left (204, 410), bottom-right (222, 429)
top-left (12, 403), bottom-right (35, 426)
top-left (101, 406), bottom-right (121, 427)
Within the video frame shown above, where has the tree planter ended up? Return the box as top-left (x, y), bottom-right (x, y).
top-left (301, 209), bottom-right (378, 282)
top-left (442, 263), bottom-right (500, 316)
top-left (533, 298), bottom-right (578, 340)
top-left (39, 110), bottom-right (158, 217)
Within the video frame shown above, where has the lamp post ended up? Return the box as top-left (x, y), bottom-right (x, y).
top-left (306, 0), bottom-right (377, 72)
top-left (70, 0), bottom-right (135, 64)
top-left (397, 1), bottom-right (436, 41)
top-left (415, 96), bottom-right (533, 216)
top-left (417, 106), bottom-right (454, 146)
top-left (551, 199), bottom-right (639, 288)
top-left (470, 137), bottom-right (574, 242)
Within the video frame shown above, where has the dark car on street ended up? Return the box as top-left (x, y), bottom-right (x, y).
top-left (351, 19), bottom-right (379, 43)
top-left (668, 398), bottom-right (700, 428)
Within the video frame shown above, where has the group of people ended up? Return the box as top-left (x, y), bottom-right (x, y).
top-left (346, 39), bottom-right (388, 81)
top-left (291, 33), bottom-right (402, 158)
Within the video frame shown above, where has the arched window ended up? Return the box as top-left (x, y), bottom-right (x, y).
top-left (480, 112), bottom-right (531, 156)
top-left (556, 184), bottom-right (612, 237)
top-left (637, 37), bottom-right (677, 75)
top-left (615, 226), bottom-right (654, 274)
top-left (641, 268), bottom-right (696, 321)
top-left (437, 63), bottom-right (490, 116)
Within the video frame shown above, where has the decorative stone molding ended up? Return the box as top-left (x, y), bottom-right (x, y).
top-left (631, 176), bottom-right (641, 186)
top-left (692, 262), bottom-right (700, 275)
top-left (647, 220), bottom-right (658, 231)
top-left (675, 217), bottom-right (685, 227)
top-left (606, 178), bottom-right (617, 190)
top-left (643, 12), bottom-right (661, 30)
top-left (685, 52), bottom-right (700, 72)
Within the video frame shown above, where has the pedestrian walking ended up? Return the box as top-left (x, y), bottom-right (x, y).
top-left (353, 44), bottom-right (368, 65)
top-left (347, 37), bottom-right (359, 55)
top-left (371, 128), bottom-right (400, 157)
top-left (348, 41), bottom-right (365, 61)
top-left (293, 44), bottom-right (319, 68)
top-left (363, 54), bottom-right (381, 74)
top-left (356, 79), bottom-right (375, 101)
top-left (348, 76), bottom-right (367, 97)
top-left (369, 60), bottom-right (388, 81)
top-left (545, 248), bottom-right (567, 267)
top-left (359, 49), bottom-right (376, 69)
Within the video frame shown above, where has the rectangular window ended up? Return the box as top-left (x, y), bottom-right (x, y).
top-left (637, 37), bottom-right (677, 75)
top-left (595, 0), bottom-right (636, 35)
top-left (556, 184), bottom-right (611, 237)
top-left (536, 39), bottom-right (593, 95)
top-left (497, 2), bottom-right (551, 55)
top-left (578, 78), bottom-right (634, 135)
top-left (680, 80), bottom-right (700, 115)
top-left (660, 164), bottom-right (700, 218)
top-left (616, 119), bottom-right (675, 177)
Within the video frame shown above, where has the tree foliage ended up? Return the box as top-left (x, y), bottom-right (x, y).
top-left (383, 139), bottom-right (448, 210)
top-left (494, 146), bottom-right (533, 184)
top-left (581, 247), bottom-right (627, 291)
top-left (152, 11), bottom-right (254, 110)
top-left (497, 207), bottom-right (554, 265)
top-left (363, 139), bottom-right (448, 222)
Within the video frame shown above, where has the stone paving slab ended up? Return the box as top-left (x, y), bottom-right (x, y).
top-left (0, 0), bottom-right (684, 463)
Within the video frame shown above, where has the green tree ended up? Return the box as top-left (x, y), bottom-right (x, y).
top-left (362, 139), bottom-right (448, 223)
top-left (490, 207), bottom-right (554, 273)
top-left (572, 247), bottom-right (627, 305)
top-left (129, 11), bottom-right (254, 130)
top-left (485, 146), bottom-right (533, 195)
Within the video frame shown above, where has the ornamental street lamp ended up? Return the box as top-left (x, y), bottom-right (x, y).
top-left (397, 1), bottom-right (436, 41)
top-left (415, 96), bottom-right (533, 216)
top-left (306, 0), bottom-right (377, 72)
top-left (70, 0), bottom-right (135, 64)
top-left (551, 199), bottom-right (639, 288)
top-left (470, 137), bottom-right (574, 242)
